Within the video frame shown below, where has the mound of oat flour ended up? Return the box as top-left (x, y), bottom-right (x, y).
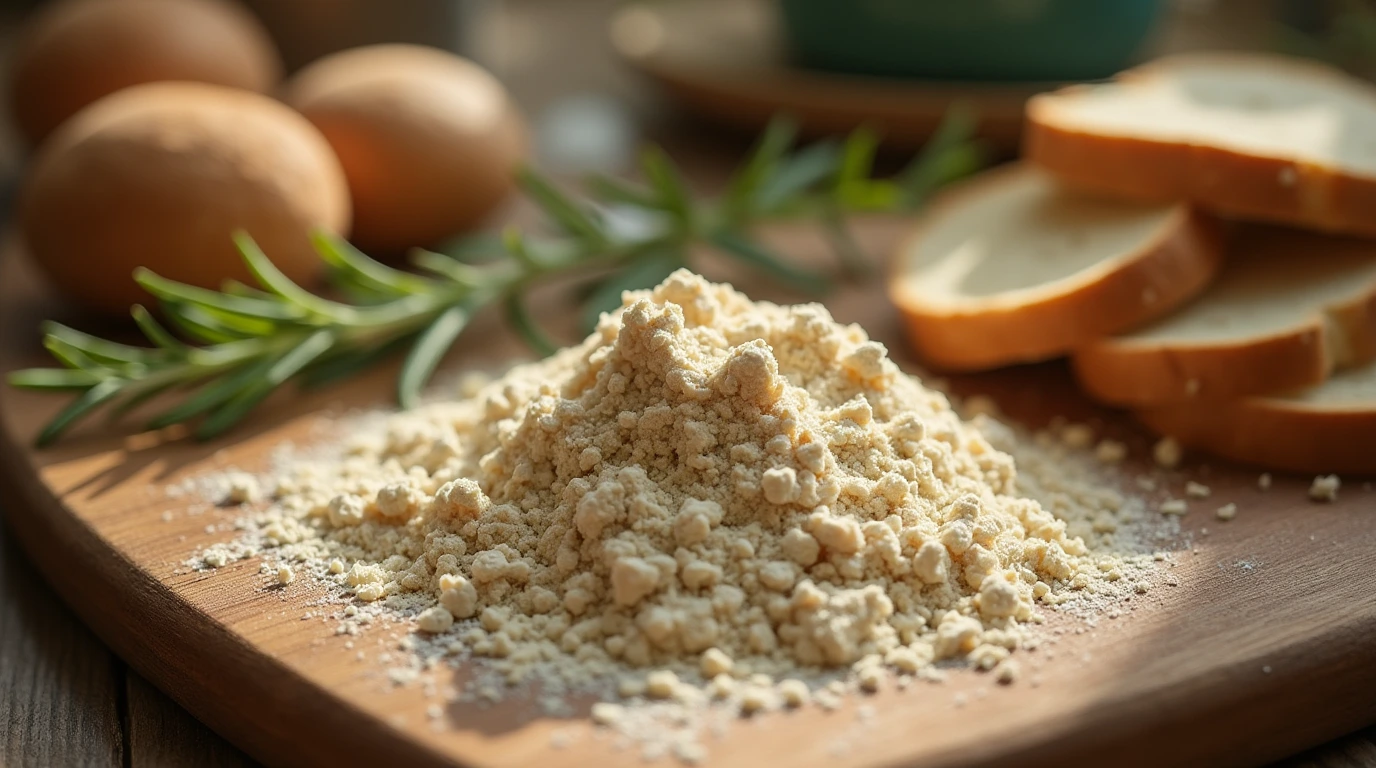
top-left (198, 269), bottom-right (1153, 720)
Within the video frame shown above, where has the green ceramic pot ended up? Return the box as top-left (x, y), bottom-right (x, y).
top-left (779, 0), bottom-right (1163, 81)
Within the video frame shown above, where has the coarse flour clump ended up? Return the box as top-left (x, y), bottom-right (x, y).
top-left (200, 270), bottom-right (1142, 700)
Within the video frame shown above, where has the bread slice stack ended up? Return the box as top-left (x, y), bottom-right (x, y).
top-left (891, 52), bottom-right (1376, 473)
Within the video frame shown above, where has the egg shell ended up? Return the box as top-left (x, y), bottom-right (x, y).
top-left (286, 44), bottom-right (527, 255)
top-left (9, 0), bottom-right (281, 145)
top-left (20, 81), bottom-right (350, 315)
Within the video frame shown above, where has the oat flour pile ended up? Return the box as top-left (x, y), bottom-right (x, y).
top-left (196, 270), bottom-right (1155, 742)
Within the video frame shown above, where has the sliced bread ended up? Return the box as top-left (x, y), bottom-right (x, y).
top-left (1073, 227), bottom-right (1376, 406)
top-left (1026, 53), bottom-right (1376, 237)
top-left (1137, 360), bottom-right (1376, 474)
top-left (889, 163), bottom-right (1224, 371)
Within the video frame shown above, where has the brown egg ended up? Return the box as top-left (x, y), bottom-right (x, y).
top-left (285, 44), bottom-right (527, 256)
top-left (20, 82), bottom-right (350, 315)
top-left (9, 0), bottom-right (281, 145)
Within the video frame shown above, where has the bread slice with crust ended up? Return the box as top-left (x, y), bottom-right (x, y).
top-left (1073, 227), bottom-right (1376, 406)
top-left (1026, 53), bottom-right (1376, 237)
top-left (889, 163), bottom-right (1224, 371)
top-left (1137, 360), bottom-right (1376, 474)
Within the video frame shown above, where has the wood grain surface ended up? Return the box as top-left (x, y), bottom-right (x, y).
top-left (0, 517), bottom-right (123, 767)
top-left (2, 208), bottom-right (1376, 768)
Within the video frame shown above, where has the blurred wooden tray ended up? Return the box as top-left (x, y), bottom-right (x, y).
top-left (608, 0), bottom-right (1053, 151)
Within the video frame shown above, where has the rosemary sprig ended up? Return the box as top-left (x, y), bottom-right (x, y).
top-left (9, 113), bottom-right (983, 446)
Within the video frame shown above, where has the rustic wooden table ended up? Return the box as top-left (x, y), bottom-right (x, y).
top-left (0, 1), bottom-right (1374, 765)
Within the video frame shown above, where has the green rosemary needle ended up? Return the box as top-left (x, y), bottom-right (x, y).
top-left (8, 113), bottom-right (983, 446)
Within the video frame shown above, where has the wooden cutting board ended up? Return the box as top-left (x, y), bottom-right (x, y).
top-left (2, 233), bottom-right (1375, 768)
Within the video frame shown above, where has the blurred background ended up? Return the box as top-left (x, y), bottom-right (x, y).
top-left (1, 0), bottom-right (1376, 186)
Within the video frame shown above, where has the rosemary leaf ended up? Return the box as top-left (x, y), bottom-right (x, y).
top-left (585, 173), bottom-right (659, 209)
top-left (131, 305), bottom-right (186, 351)
top-left (755, 141), bottom-right (841, 213)
top-left (708, 232), bottom-right (828, 295)
top-left (725, 117), bottom-right (798, 219)
top-left (313, 231), bottom-right (438, 297)
top-left (220, 280), bottom-right (275, 299)
top-left (640, 146), bottom-right (693, 226)
top-left (36, 378), bottom-right (125, 447)
top-left (160, 302), bottom-right (246, 345)
top-left (519, 168), bottom-right (607, 245)
top-left (8, 367), bottom-right (106, 390)
top-left (43, 321), bottom-right (157, 365)
top-left (502, 226), bottom-right (540, 271)
top-left (504, 291), bottom-right (557, 358)
top-left (135, 268), bottom-right (305, 322)
top-left (196, 329), bottom-right (335, 439)
top-left (234, 232), bottom-right (355, 321)
top-left (899, 106), bottom-right (983, 203)
top-left (398, 306), bottom-right (468, 409)
top-left (42, 336), bottom-right (108, 372)
top-left (146, 356), bottom-right (277, 429)
top-left (580, 250), bottom-right (682, 333)
top-left (836, 127), bottom-right (880, 189)
top-left (410, 249), bottom-right (490, 288)
top-left (903, 144), bottom-right (985, 204)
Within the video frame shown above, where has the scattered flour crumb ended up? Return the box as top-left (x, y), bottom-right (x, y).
top-left (777, 679), bottom-right (810, 707)
top-left (1214, 503), bottom-right (1237, 522)
top-left (1309, 475), bottom-right (1340, 502)
top-left (1153, 438), bottom-right (1183, 469)
top-left (224, 472), bottom-right (263, 504)
top-left (1059, 423), bottom-right (1094, 449)
top-left (994, 659), bottom-right (1020, 685)
top-left (1094, 440), bottom-right (1127, 464)
top-left (1258, 473), bottom-right (1272, 491)
top-left (1184, 481), bottom-right (1211, 499)
top-left (179, 271), bottom-right (1171, 764)
top-left (1159, 499), bottom-right (1188, 516)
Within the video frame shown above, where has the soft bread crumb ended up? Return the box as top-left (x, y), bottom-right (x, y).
top-left (1185, 481), bottom-right (1211, 499)
top-left (1215, 503), bottom-right (1238, 521)
top-left (1258, 473), bottom-right (1272, 491)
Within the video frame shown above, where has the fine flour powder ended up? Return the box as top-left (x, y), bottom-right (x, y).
top-left (191, 270), bottom-right (1164, 758)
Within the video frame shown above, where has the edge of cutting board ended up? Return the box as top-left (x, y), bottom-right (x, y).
top-left (3, 238), bottom-right (1376, 768)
